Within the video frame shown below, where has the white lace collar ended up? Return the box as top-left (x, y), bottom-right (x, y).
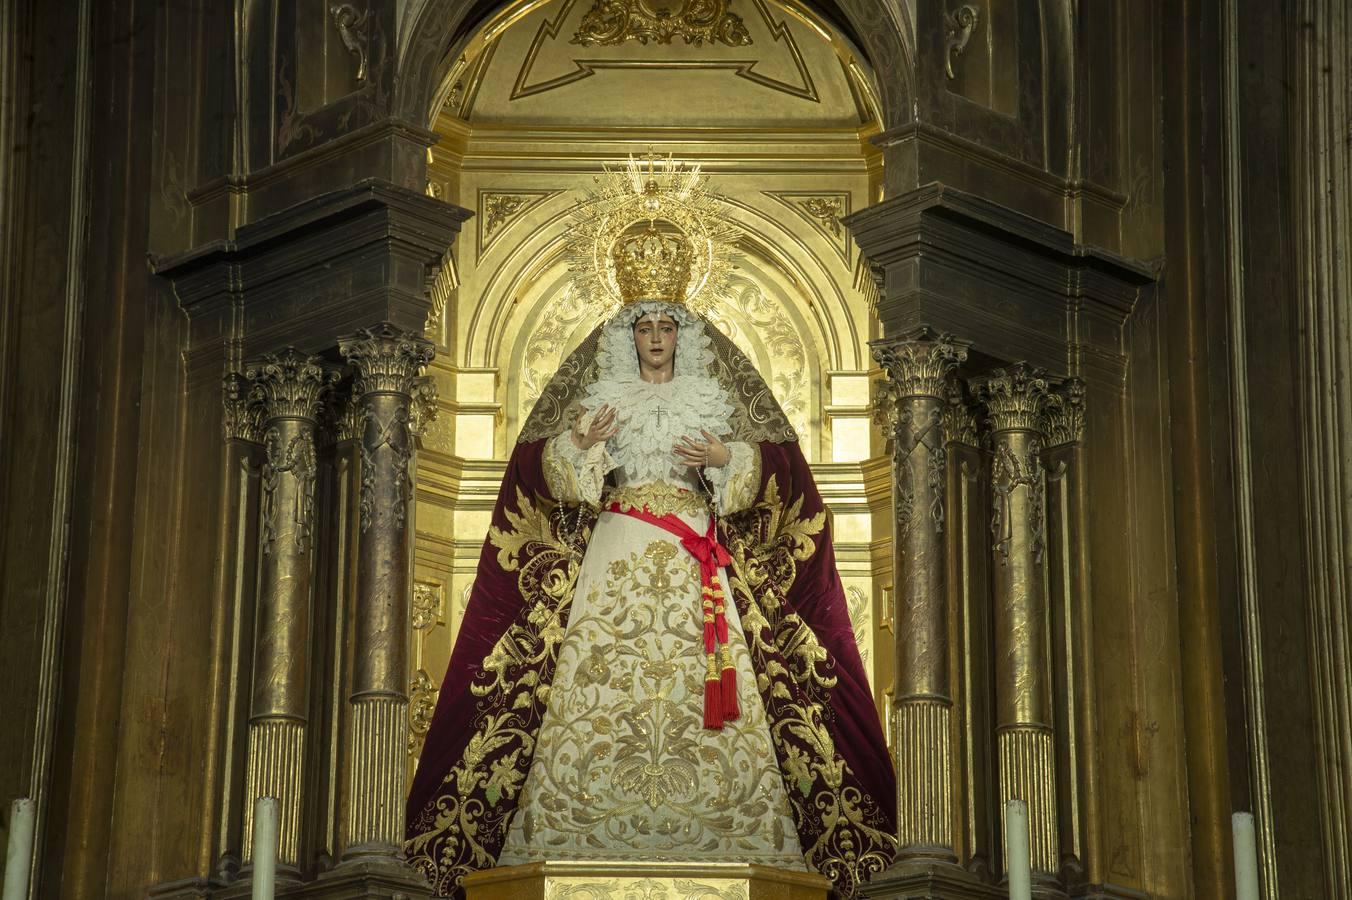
top-left (582, 375), bottom-right (733, 486)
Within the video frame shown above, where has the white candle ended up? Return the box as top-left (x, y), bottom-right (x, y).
top-left (3, 799), bottom-right (36, 900)
top-left (252, 797), bottom-right (279, 900)
top-left (1004, 798), bottom-right (1032, 900)
top-left (1232, 811), bottom-right (1260, 900)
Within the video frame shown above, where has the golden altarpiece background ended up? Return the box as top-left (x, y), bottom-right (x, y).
top-left (2, 1), bottom-right (1351, 899)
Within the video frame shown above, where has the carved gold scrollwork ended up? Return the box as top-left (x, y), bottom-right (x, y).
top-left (943, 4), bottom-right (980, 80)
top-left (410, 376), bottom-right (440, 440)
top-left (409, 668), bottom-right (439, 754)
top-left (261, 428), bottom-right (319, 556)
top-left (571, 0), bottom-right (753, 48)
top-left (358, 406), bottom-right (413, 534)
top-left (989, 439), bottom-right (1046, 566)
top-left (412, 581), bottom-right (444, 631)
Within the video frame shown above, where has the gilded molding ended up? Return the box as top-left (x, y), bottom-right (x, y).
top-left (943, 5), bottom-right (980, 80)
top-left (339, 323), bottom-right (436, 397)
top-left (571, 0), bottom-right (752, 47)
top-left (426, 247), bottom-right (459, 336)
top-left (1042, 378), bottom-right (1086, 447)
top-left (245, 349), bottom-right (339, 423)
top-left (974, 364), bottom-right (1051, 433)
top-left (871, 328), bottom-right (970, 401)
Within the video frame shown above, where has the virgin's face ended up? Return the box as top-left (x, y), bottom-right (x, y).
top-left (633, 314), bottom-right (678, 374)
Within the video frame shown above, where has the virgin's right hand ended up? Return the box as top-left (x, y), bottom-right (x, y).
top-left (572, 404), bottom-right (618, 450)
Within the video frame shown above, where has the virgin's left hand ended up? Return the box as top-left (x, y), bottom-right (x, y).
top-left (675, 430), bottom-right (730, 469)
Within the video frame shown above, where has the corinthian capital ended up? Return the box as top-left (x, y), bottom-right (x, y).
top-left (973, 363), bottom-right (1051, 433)
top-left (943, 381), bottom-right (981, 447)
top-left (871, 327), bottom-right (969, 399)
top-left (339, 323), bottom-right (435, 396)
top-left (222, 372), bottom-right (265, 442)
top-left (1042, 378), bottom-right (1086, 446)
top-left (245, 350), bottom-right (340, 422)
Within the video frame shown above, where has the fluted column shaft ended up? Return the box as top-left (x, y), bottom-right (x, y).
top-left (872, 329), bottom-right (968, 860)
top-left (1043, 381), bottom-right (1100, 883)
top-left (338, 323), bottom-right (434, 859)
top-left (976, 365), bottom-right (1060, 885)
top-left (242, 351), bottom-right (337, 870)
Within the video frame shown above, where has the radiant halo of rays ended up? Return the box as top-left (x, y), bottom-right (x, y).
top-left (565, 151), bottom-right (742, 318)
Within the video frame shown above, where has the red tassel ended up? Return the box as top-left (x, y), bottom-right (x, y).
top-left (721, 666), bottom-right (739, 721)
top-left (704, 678), bottom-right (724, 729)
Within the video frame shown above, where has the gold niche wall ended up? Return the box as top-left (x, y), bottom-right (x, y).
top-left (402, 0), bottom-right (893, 783)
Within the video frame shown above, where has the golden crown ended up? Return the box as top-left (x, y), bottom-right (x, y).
top-left (566, 151), bottom-right (740, 315)
top-left (613, 221), bottom-right (695, 304)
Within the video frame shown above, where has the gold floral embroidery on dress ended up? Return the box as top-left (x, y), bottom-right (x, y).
top-left (723, 475), bottom-right (896, 896)
top-left (405, 488), bottom-right (588, 896)
top-left (605, 481), bottom-right (710, 518)
top-left (498, 539), bottom-right (801, 865)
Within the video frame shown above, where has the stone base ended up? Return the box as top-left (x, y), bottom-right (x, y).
top-left (464, 861), bottom-right (831, 900)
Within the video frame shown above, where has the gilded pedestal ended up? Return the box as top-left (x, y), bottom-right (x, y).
top-left (464, 862), bottom-right (830, 900)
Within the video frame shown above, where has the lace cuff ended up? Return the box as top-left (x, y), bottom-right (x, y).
top-left (706, 441), bottom-right (761, 515)
top-left (544, 429), bottom-right (615, 506)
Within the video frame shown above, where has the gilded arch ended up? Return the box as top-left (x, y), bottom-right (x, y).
top-left (394, 0), bottom-right (915, 130)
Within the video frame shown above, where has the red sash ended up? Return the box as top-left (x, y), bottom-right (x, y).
top-left (608, 502), bottom-right (739, 728)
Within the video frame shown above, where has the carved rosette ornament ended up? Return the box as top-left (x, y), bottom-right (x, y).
top-left (870, 328), bottom-right (968, 859)
top-left (973, 364), bottom-right (1060, 881)
top-left (240, 349), bottom-right (338, 870)
top-left (337, 323), bottom-right (435, 859)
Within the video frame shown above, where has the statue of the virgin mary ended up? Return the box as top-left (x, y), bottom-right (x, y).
top-left (405, 156), bottom-right (896, 898)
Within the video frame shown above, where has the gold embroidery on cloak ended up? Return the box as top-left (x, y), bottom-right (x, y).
top-left (405, 488), bottom-right (586, 894)
top-left (724, 475), bottom-right (897, 896)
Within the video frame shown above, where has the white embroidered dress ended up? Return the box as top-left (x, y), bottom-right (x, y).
top-left (498, 303), bottom-right (805, 867)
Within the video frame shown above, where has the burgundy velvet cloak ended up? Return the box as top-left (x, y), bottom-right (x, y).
top-left (405, 437), bottom-right (897, 897)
